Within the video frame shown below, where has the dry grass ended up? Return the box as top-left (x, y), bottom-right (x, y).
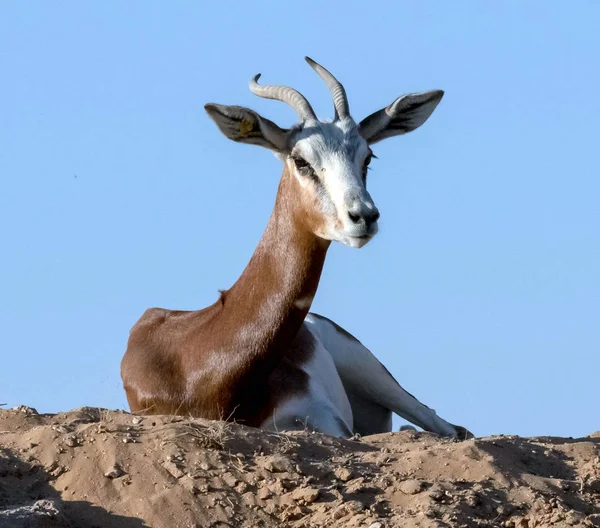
top-left (173, 420), bottom-right (232, 450)
top-left (266, 430), bottom-right (301, 454)
top-left (99, 408), bottom-right (112, 424)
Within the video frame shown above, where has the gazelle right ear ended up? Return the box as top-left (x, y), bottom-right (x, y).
top-left (358, 90), bottom-right (444, 145)
top-left (205, 104), bottom-right (290, 153)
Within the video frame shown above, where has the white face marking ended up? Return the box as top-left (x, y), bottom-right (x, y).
top-left (288, 118), bottom-right (380, 248)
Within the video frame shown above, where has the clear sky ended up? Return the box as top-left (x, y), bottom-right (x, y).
top-left (1, 2), bottom-right (598, 438)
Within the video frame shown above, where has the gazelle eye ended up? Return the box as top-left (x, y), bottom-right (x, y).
top-left (362, 153), bottom-right (373, 178)
top-left (292, 156), bottom-right (310, 172)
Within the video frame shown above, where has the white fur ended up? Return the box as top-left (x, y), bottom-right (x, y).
top-left (261, 325), bottom-right (353, 437)
top-left (308, 315), bottom-right (458, 436)
top-left (262, 313), bottom-right (460, 438)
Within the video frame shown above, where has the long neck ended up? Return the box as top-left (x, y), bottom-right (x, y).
top-left (222, 168), bottom-right (329, 363)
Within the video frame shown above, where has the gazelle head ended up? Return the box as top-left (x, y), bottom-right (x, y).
top-left (205, 58), bottom-right (444, 248)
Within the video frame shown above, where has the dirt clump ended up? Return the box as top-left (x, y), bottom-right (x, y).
top-left (0, 406), bottom-right (598, 527)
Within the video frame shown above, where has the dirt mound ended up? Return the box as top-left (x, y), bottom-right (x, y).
top-left (0, 406), bottom-right (598, 527)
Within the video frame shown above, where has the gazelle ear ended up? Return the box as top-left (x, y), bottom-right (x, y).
top-left (358, 90), bottom-right (444, 145)
top-left (205, 104), bottom-right (290, 152)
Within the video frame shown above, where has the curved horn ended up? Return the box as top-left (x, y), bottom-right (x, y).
top-left (249, 74), bottom-right (317, 122)
top-left (305, 56), bottom-right (349, 120)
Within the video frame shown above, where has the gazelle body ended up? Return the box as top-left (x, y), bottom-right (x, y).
top-left (121, 58), bottom-right (470, 439)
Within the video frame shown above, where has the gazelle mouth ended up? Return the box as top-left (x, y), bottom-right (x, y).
top-left (340, 232), bottom-right (375, 249)
top-left (347, 223), bottom-right (378, 241)
top-left (350, 234), bottom-right (372, 243)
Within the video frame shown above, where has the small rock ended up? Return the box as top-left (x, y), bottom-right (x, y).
top-left (428, 484), bottom-right (446, 502)
top-left (368, 523), bottom-right (383, 528)
top-left (270, 479), bottom-right (285, 494)
top-left (291, 487), bottom-right (320, 504)
top-left (345, 500), bottom-right (365, 513)
top-left (332, 506), bottom-right (347, 520)
top-left (586, 478), bottom-right (600, 492)
top-left (258, 488), bottom-right (272, 500)
top-left (281, 479), bottom-right (296, 490)
top-left (64, 435), bottom-right (80, 447)
top-left (14, 405), bottom-right (39, 415)
top-left (464, 490), bottom-right (480, 507)
top-left (0, 499), bottom-right (67, 524)
top-left (565, 511), bottom-right (585, 525)
top-left (399, 479), bottom-right (424, 495)
top-left (235, 481), bottom-right (249, 493)
top-left (222, 472), bottom-right (238, 487)
top-left (163, 460), bottom-right (185, 479)
top-left (335, 467), bottom-right (354, 482)
top-left (132, 416), bottom-right (143, 425)
top-left (52, 425), bottom-right (70, 434)
top-left (104, 465), bottom-right (125, 479)
top-left (50, 465), bottom-right (68, 478)
top-left (180, 476), bottom-right (199, 495)
top-left (258, 455), bottom-right (294, 473)
top-left (588, 514), bottom-right (600, 527)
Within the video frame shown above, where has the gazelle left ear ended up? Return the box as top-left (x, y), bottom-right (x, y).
top-left (205, 103), bottom-right (290, 153)
top-left (358, 90), bottom-right (444, 145)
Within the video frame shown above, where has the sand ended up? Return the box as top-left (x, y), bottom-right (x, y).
top-left (0, 406), bottom-right (598, 527)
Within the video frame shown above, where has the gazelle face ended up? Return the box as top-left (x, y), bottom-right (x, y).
top-left (287, 119), bottom-right (379, 248)
top-left (205, 57), bottom-right (445, 249)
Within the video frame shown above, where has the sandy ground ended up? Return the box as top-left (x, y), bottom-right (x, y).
top-left (0, 406), bottom-right (598, 527)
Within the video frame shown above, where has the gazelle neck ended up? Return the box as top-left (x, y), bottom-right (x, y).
top-left (222, 167), bottom-right (330, 361)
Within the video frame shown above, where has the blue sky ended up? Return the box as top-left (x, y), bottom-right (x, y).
top-left (1, 2), bottom-right (598, 438)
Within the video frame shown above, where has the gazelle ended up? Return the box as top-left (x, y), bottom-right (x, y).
top-left (121, 58), bottom-right (471, 439)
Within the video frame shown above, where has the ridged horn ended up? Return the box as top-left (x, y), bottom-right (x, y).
top-left (305, 56), bottom-right (349, 120)
top-left (249, 74), bottom-right (317, 122)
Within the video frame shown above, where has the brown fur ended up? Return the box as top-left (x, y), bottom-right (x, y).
top-left (121, 167), bottom-right (331, 426)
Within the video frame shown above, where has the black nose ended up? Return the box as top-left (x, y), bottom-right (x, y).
top-left (348, 209), bottom-right (380, 228)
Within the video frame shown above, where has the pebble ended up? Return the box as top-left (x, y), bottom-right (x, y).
top-left (257, 488), bottom-right (272, 500)
top-left (162, 460), bottom-right (185, 479)
top-left (335, 467), bottom-right (354, 482)
top-left (290, 487), bottom-right (320, 504)
top-left (399, 479), bottom-right (424, 495)
top-left (258, 455), bottom-right (294, 473)
top-left (586, 478), bottom-right (600, 492)
top-left (64, 436), bottom-right (80, 447)
top-left (104, 465), bottom-right (125, 479)
top-left (429, 485), bottom-right (445, 502)
top-left (222, 472), bottom-right (239, 487)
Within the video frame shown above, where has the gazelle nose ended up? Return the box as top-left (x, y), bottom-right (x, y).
top-left (348, 208), bottom-right (380, 228)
